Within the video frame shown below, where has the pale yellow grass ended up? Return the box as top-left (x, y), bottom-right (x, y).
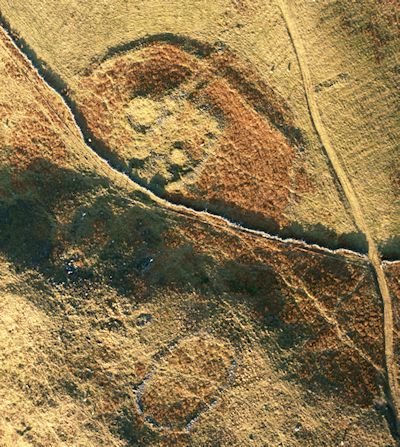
top-left (0, 0), bottom-right (363, 240)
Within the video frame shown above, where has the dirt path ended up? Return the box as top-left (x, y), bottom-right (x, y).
top-left (0, 24), bottom-right (373, 265)
top-left (278, 0), bottom-right (400, 433)
top-left (2, 16), bottom-right (399, 434)
top-left (281, 274), bottom-right (385, 375)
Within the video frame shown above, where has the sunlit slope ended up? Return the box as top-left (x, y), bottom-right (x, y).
top-left (280, 0), bottom-right (399, 257)
top-left (0, 26), bottom-right (396, 446)
top-left (0, 0), bottom-right (364, 249)
top-left (0, 25), bottom-right (114, 178)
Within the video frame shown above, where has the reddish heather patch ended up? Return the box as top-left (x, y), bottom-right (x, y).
top-left (75, 39), bottom-right (309, 227)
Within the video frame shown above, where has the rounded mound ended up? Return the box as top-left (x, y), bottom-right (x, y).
top-left (75, 37), bottom-right (309, 229)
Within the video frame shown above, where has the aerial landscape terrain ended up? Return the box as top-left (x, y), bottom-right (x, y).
top-left (0, 1), bottom-right (399, 446)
